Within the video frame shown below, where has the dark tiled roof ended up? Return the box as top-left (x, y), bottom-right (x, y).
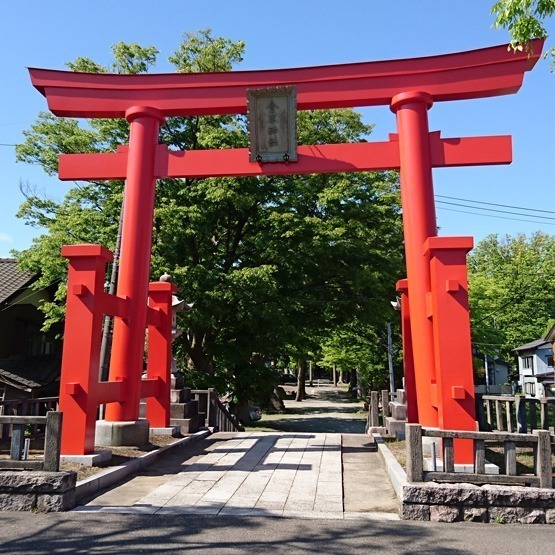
top-left (0, 258), bottom-right (37, 306)
top-left (0, 355), bottom-right (60, 391)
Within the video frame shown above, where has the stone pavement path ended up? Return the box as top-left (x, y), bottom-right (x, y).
top-left (75, 385), bottom-right (398, 519)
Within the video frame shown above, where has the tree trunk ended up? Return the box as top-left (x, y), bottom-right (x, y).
top-left (296, 360), bottom-right (307, 401)
top-left (349, 369), bottom-right (357, 396)
top-left (338, 368), bottom-right (344, 384)
top-left (235, 397), bottom-right (251, 424)
top-left (332, 364), bottom-right (338, 386)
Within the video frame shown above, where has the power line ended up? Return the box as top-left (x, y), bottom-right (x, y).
top-left (436, 200), bottom-right (555, 221)
top-left (436, 194), bottom-right (555, 215)
top-left (437, 206), bottom-right (555, 227)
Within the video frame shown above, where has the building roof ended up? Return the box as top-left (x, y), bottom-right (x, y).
top-left (513, 338), bottom-right (552, 352)
top-left (0, 259), bottom-right (37, 306)
top-left (0, 354), bottom-right (60, 392)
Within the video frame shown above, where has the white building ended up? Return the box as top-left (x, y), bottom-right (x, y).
top-left (513, 327), bottom-right (555, 398)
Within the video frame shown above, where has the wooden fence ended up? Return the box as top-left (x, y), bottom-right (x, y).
top-left (477, 395), bottom-right (555, 435)
top-left (0, 411), bottom-right (62, 472)
top-left (406, 423), bottom-right (553, 489)
top-left (0, 397), bottom-right (59, 441)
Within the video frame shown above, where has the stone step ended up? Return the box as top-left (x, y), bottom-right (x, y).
top-left (395, 389), bottom-right (406, 405)
top-left (171, 414), bottom-right (201, 434)
top-left (170, 400), bottom-right (199, 419)
top-left (385, 416), bottom-right (406, 440)
top-left (170, 386), bottom-right (191, 403)
top-left (389, 401), bottom-right (407, 421)
top-left (171, 374), bottom-right (185, 390)
top-left (139, 397), bottom-right (198, 419)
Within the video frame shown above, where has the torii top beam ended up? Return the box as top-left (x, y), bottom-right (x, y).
top-left (29, 40), bottom-right (544, 118)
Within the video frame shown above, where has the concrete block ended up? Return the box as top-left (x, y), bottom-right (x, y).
top-left (385, 416), bottom-right (406, 439)
top-left (171, 414), bottom-right (200, 434)
top-left (61, 450), bottom-right (112, 467)
top-left (171, 374), bottom-right (185, 390)
top-left (396, 389), bottom-right (406, 404)
top-left (389, 402), bottom-right (407, 421)
top-left (95, 419), bottom-right (150, 447)
top-left (170, 401), bottom-right (199, 419)
top-left (171, 389), bottom-right (184, 403)
top-left (149, 426), bottom-right (180, 437)
top-left (424, 458), bottom-right (500, 475)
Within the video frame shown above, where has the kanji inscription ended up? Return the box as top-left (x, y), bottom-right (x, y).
top-left (247, 86), bottom-right (297, 163)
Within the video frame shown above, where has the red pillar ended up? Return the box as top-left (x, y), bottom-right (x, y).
top-left (105, 106), bottom-right (164, 422)
top-left (59, 245), bottom-right (112, 454)
top-left (391, 92), bottom-right (438, 428)
top-left (396, 279), bottom-right (418, 424)
top-left (145, 281), bottom-right (176, 428)
top-left (424, 236), bottom-right (477, 464)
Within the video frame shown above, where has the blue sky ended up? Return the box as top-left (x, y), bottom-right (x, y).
top-left (0, 1), bottom-right (553, 257)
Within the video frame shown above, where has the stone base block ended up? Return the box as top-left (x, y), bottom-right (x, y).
top-left (150, 426), bottom-right (180, 437)
top-left (60, 450), bottom-right (112, 467)
top-left (171, 400), bottom-right (199, 418)
top-left (95, 419), bottom-right (150, 447)
top-left (395, 389), bottom-right (406, 405)
top-left (367, 426), bottom-right (387, 435)
top-left (171, 414), bottom-right (200, 434)
top-left (385, 416), bottom-right (406, 439)
top-left (0, 470), bottom-right (76, 512)
top-left (389, 402), bottom-right (407, 421)
top-left (424, 458), bottom-right (500, 475)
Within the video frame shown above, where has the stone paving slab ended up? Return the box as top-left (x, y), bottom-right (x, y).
top-left (77, 405), bottom-right (399, 520)
top-left (81, 431), bottom-right (349, 517)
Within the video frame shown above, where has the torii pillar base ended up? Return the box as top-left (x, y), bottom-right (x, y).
top-left (95, 419), bottom-right (150, 447)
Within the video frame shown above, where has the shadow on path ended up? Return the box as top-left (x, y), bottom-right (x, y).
top-left (249, 384), bottom-right (367, 434)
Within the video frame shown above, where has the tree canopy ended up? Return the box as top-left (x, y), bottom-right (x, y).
top-left (492, 0), bottom-right (555, 65)
top-left (468, 232), bottom-right (555, 364)
top-left (15, 30), bottom-right (404, 408)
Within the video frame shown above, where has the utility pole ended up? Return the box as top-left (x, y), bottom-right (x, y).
top-left (387, 322), bottom-right (396, 394)
top-left (484, 353), bottom-right (490, 394)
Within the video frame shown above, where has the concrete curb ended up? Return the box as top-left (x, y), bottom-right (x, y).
top-left (373, 433), bottom-right (407, 503)
top-left (74, 429), bottom-right (212, 502)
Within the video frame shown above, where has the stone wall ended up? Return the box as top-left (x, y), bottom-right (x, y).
top-left (375, 434), bottom-right (555, 524)
top-left (0, 470), bottom-right (76, 512)
top-left (401, 481), bottom-right (555, 524)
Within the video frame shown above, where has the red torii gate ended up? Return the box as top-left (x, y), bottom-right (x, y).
top-left (29, 40), bottom-right (543, 460)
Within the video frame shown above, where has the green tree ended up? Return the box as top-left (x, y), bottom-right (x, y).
top-left (468, 232), bottom-right (555, 364)
top-left (15, 30), bottom-right (404, 413)
top-left (491, 0), bottom-right (555, 65)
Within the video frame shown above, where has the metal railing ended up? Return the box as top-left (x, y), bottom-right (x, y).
top-left (0, 411), bottom-right (62, 471)
top-left (192, 388), bottom-right (244, 432)
top-left (406, 423), bottom-right (553, 489)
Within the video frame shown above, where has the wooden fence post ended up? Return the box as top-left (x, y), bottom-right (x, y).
top-left (534, 430), bottom-right (552, 489)
top-left (515, 396), bottom-right (527, 433)
top-left (207, 388), bottom-right (214, 428)
top-left (475, 394), bottom-right (486, 430)
top-left (406, 423), bottom-right (423, 482)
